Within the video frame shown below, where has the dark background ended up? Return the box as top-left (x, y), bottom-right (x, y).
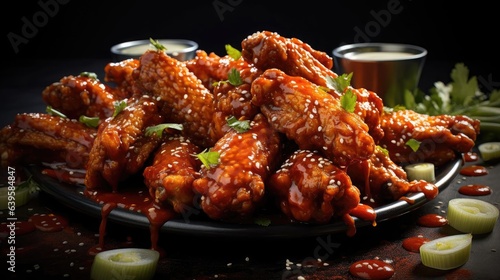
top-left (2, 0), bottom-right (499, 95)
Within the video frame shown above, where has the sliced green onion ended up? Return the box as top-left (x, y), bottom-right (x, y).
top-left (404, 163), bottom-right (435, 182)
top-left (478, 142), bottom-right (500, 162)
top-left (420, 233), bottom-right (472, 270)
top-left (90, 248), bottom-right (159, 280)
top-left (447, 198), bottom-right (499, 234)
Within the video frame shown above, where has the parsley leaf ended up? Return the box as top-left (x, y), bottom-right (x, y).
top-left (326, 73), bottom-right (353, 93)
top-left (112, 99), bottom-right (127, 118)
top-left (196, 149), bottom-right (220, 168)
top-left (145, 123), bottom-right (183, 138)
top-left (79, 72), bottom-right (99, 81)
top-left (340, 89), bottom-right (357, 113)
top-left (227, 68), bottom-right (243, 86)
top-left (227, 116), bottom-right (250, 133)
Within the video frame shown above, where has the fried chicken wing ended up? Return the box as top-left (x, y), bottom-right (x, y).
top-left (84, 95), bottom-right (164, 191)
top-left (134, 50), bottom-right (217, 148)
top-left (348, 146), bottom-right (439, 204)
top-left (241, 30), bottom-right (385, 142)
top-left (0, 113), bottom-right (95, 169)
top-left (379, 109), bottom-right (480, 166)
top-left (192, 113), bottom-right (282, 221)
top-left (251, 68), bottom-right (375, 167)
top-left (104, 58), bottom-right (141, 98)
top-left (268, 149), bottom-right (361, 235)
top-left (185, 50), bottom-right (262, 90)
top-left (41, 74), bottom-right (121, 120)
top-left (143, 135), bottom-right (202, 214)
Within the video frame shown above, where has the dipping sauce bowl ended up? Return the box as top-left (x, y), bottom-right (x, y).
top-left (332, 43), bottom-right (427, 107)
top-left (111, 39), bottom-right (198, 61)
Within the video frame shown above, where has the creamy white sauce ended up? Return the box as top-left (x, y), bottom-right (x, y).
top-left (120, 42), bottom-right (191, 55)
top-left (345, 51), bottom-right (416, 61)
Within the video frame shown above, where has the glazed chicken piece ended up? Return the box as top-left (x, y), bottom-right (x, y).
top-left (379, 109), bottom-right (480, 166)
top-left (268, 149), bottom-right (361, 236)
top-left (41, 73), bottom-right (121, 120)
top-left (104, 58), bottom-right (142, 98)
top-left (134, 49), bottom-right (217, 148)
top-left (241, 30), bottom-right (385, 142)
top-left (143, 135), bottom-right (202, 214)
top-left (0, 113), bottom-right (96, 169)
top-left (348, 146), bottom-right (439, 205)
top-left (85, 95), bottom-right (164, 191)
top-left (192, 113), bottom-right (282, 221)
top-left (185, 50), bottom-right (262, 91)
top-left (251, 68), bottom-right (375, 168)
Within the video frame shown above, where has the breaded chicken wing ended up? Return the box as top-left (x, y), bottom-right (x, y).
top-left (268, 149), bottom-right (361, 236)
top-left (192, 113), bottom-right (282, 221)
top-left (251, 68), bottom-right (375, 167)
top-left (241, 30), bottom-right (384, 142)
top-left (379, 109), bottom-right (480, 166)
top-left (85, 95), bottom-right (164, 191)
top-left (143, 135), bottom-right (202, 214)
top-left (41, 74), bottom-right (120, 120)
top-left (0, 113), bottom-right (96, 169)
top-left (134, 50), bottom-right (217, 148)
top-left (348, 146), bottom-right (439, 205)
top-left (104, 58), bottom-right (141, 98)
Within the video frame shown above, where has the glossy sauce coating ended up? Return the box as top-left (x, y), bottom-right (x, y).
top-left (417, 213), bottom-right (448, 227)
top-left (460, 165), bottom-right (489, 176)
top-left (458, 184), bottom-right (492, 196)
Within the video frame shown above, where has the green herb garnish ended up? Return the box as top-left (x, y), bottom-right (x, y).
top-left (17, 176), bottom-right (40, 194)
top-left (145, 123), bottom-right (183, 138)
top-left (79, 115), bottom-right (100, 128)
top-left (112, 99), bottom-right (127, 118)
top-left (225, 44), bottom-right (241, 60)
top-left (46, 106), bottom-right (67, 118)
top-left (254, 216), bottom-right (271, 227)
top-left (227, 68), bottom-right (243, 86)
top-left (406, 139), bottom-right (421, 152)
top-left (404, 63), bottom-right (500, 141)
top-left (340, 89), bottom-right (357, 113)
top-left (377, 145), bottom-right (390, 157)
top-left (196, 149), bottom-right (220, 168)
top-left (227, 116), bottom-right (250, 133)
top-left (149, 38), bottom-right (166, 51)
top-left (79, 72), bottom-right (99, 81)
top-left (326, 73), bottom-right (353, 93)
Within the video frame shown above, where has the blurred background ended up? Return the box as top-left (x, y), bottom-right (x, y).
top-left (2, 0), bottom-right (498, 100)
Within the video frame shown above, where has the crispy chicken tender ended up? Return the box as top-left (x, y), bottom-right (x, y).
top-left (134, 50), bottom-right (217, 148)
top-left (0, 113), bottom-right (95, 169)
top-left (241, 30), bottom-right (384, 142)
top-left (41, 74), bottom-right (120, 120)
top-left (143, 135), bottom-right (202, 213)
top-left (85, 95), bottom-right (164, 191)
top-left (104, 58), bottom-right (141, 98)
top-left (379, 109), bottom-right (480, 166)
top-left (348, 146), bottom-right (439, 203)
top-left (268, 149), bottom-right (361, 235)
top-left (251, 68), bottom-right (375, 167)
top-left (192, 113), bottom-right (282, 221)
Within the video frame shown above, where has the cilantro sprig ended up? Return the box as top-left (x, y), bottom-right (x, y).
top-left (404, 63), bottom-right (500, 141)
top-left (227, 116), bottom-right (250, 133)
top-left (145, 123), bottom-right (183, 138)
top-left (196, 149), bottom-right (220, 168)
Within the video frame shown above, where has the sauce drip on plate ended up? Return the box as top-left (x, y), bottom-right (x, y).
top-left (402, 236), bottom-right (430, 253)
top-left (458, 184), bottom-right (492, 196)
top-left (417, 213), bottom-right (448, 227)
top-left (460, 165), bottom-right (488, 176)
top-left (349, 259), bottom-right (395, 280)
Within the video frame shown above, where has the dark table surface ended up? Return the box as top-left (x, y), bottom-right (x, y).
top-left (1, 58), bottom-right (499, 280)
